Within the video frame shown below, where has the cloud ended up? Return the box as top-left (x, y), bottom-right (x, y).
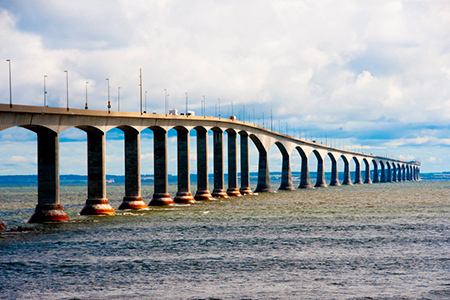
top-left (1, 1), bottom-right (450, 173)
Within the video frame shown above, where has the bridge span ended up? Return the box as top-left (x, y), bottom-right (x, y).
top-left (0, 104), bottom-right (420, 224)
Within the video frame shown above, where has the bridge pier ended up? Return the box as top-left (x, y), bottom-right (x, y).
top-left (329, 155), bottom-right (340, 186)
top-left (380, 164), bottom-right (386, 183)
top-left (364, 160), bottom-right (372, 184)
top-left (402, 166), bottom-right (406, 181)
top-left (212, 129), bottom-right (229, 198)
top-left (278, 147), bottom-right (295, 190)
top-left (174, 128), bottom-right (196, 203)
top-left (28, 129), bottom-right (70, 223)
top-left (239, 132), bottom-right (253, 195)
top-left (254, 148), bottom-right (273, 193)
top-left (149, 128), bottom-right (174, 205)
top-left (392, 165), bottom-right (397, 182)
top-left (227, 131), bottom-right (242, 196)
top-left (342, 158), bottom-right (352, 185)
top-left (298, 150), bottom-right (312, 188)
top-left (387, 165), bottom-right (392, 182)
top-left (118, 129), bottom-right (147, 210)
top-left (353, 159), bottom-right (363, 184)
top-left (194, 128), bottom-right (213, 200)
top-left (80, 130), bottom-right (115, 215)
top-left (314, 153), bottom-right (327, 187)
top-left (0, 220), bottom-right (6, 231)
top-left (372, 163), bottom-right (380, 183)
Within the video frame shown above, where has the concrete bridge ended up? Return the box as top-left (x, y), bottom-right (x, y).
top-left (0, 104), bottom-right (420, 224)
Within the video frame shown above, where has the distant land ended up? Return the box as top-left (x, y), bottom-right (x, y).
top-left (0, 172), bottom-right (445, 186)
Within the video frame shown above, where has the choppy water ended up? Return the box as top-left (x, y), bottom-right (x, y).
top-left (1, 181), bottom-right (450, 299)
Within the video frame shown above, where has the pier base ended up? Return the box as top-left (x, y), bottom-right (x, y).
top-left (212, 189), bottom-right (230, 199)
top-left (80, 199), bottom-right (115, 215)
top-left (239, 187), bottom-right (253, 195)
top-left (28, 204), bottom-right (70, 223)
top-left (278, 185), bottom-right (295, 191)
top-left (254, 187), bottom-right (274, 193)
top-left (0, 220), bottom-right (7, 231)
top-left (299, 183), bottom-right (313, 189)
top-left (315, 183), bottom-right (328, 188)
top-left (194, 190), bottom-right (213, 201)
top-left (149, 193), bottom-right (174, 206)
top-left (174, 192), bottom-right (196, 204)
top-left (118, 196), bottom-right (148, 210)
top-left (226, 188), bottom-right (242, 197)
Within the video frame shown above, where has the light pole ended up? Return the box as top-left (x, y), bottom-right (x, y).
top-left (203, 95), bottom-right (205, 117)
top-left (44, 75), bottom-right (47, 108)
top-left (139, 68), bottom-right (142, 115)
top-left (6, 59), bottom-right (12, 108)
top-left (144, 90), bottom-right (147, 113)
top-left (118, 87), bottom-right (120, 111)
top-left (231, 101), bottom-right (233, 116)
top-left (185, 92), bottom-right (188, 115)
top-left (218, 98), bottom-right (221, 118)
top-left (64, 70), bottom-right (69, 111)
top-left (242, 105), bottom-right (245, 122)
top-left (270, 109), bottom-right (273, 130)
top-left (85, 81), bottom-right (88, 109)
top-left (253, 109), bottom-right (255, 125)
top-left (262, 112), bottom-right (265, 127)
top-left (106, 78), bottom-right (111, 112)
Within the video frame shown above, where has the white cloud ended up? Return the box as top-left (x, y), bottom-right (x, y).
top-left (1, 1), bottom-right (450, 173)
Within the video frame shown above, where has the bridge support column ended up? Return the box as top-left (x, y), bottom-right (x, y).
top-left (254, 148), bottom-right (273, 193)
top-left (149, 129), bottom-right (174, 205)
top-left (380, 165), bottom-right (386, 183)
top-left (402, 166), bottom-right (406, 181)
top-left (315, 155), bottom-right (327, 187)
top-left (353, 160), bottom-right (363, 184)
top-left (407, 166), bottom-right (411, 181)
top-left (364, 160), bottom-right (372, 184)
top-left (227, 131), bottom-right (242, 196)
top-left (212, 130), bottom-right (229, 198)
top-left (174, 129), bottom-right (196, 203)
top-left (329, 156), bottom-right (340, 186)
top-left (387, 165), bottom-right (392, 182)
top-left (398, 167), bottom-right (402, 182)
top-left (372, 163), bottom-right (379, 183)
top-left (279, 150), bottom-right (295, 190)
top-left (239, 133), bottom-right (253, 195)
top-left (392, 166), bottom-right (397, 182)
top-left (80, 131), bottom-right (115, 215)
top-left (118, 130), bottom-right (147, 210)
top-left (29, 130), bottom-right (70, 223)
top-left (298, 154), bottom-right (312, 188)
top-left (342, 159), bottom-right (352, 185)
top-left (194, 128), bottom-right (213, 200)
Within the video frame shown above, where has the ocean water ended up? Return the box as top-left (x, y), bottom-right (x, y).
top-left (1, 180), bottom-right (450, 299)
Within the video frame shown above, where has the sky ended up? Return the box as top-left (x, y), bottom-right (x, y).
top-left (0, 0), bottom-right (450, 176)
